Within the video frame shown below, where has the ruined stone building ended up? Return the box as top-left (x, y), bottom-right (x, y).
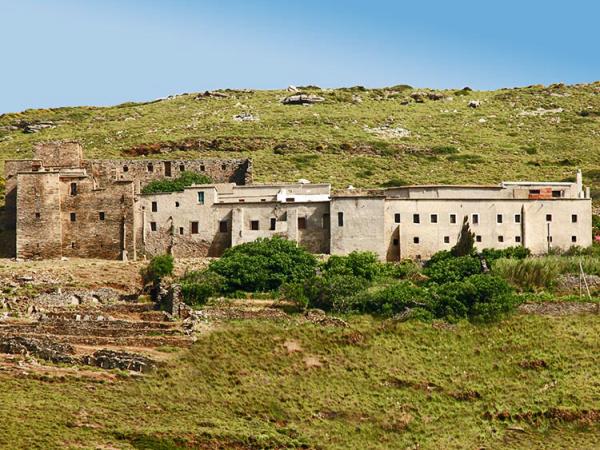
top-left (4, 141), bottom-right (593, 261)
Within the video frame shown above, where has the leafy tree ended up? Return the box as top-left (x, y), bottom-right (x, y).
top-left (180, 270), bottom-right (225, 306)
top-left (423, 255), bottom-right (482, 284)
top-left (322, 251), bottom-right (383, 281)
top-left (451, 216), bottom-right (475, 257)
top-left (141, 254), bottom-right (174, 284)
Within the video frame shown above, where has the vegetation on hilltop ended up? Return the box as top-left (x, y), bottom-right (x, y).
top-left (1, 82), bottom-right (600, 208)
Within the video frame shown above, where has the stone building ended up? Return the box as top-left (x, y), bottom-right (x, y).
top-left (4, 141), bottom-right (593, 261)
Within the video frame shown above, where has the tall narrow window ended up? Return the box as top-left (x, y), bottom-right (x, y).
top-left (413, 214), bottom-right (420, 224)
top-left (219, 220), bottom-right (228, 233)
top-left (164, 162), bottom-right (172, 177)
top-left (472, 214), bottom-right (479, 224)
top-left (394, 213), bottom-right (401, 223)
top-left (430, 214), bottom-right (438, 224)
top-left (270, 218), bottom-right (276, 230)
top-left (497, 214), bottom-right (503, 224)
top-left (571, 214), bottom-right (578, 223)
top-left (572, 235), bottom-right (577, 243)
top-left (298, 217), bottom-right (307, 229)
top-left (197, 192), bottom-right (205, 205)
top-left (191, 222), bottom-right (199, 234)
top-left (147, 163), bottom-right (154, 173)
top-left (150, 222), bottom-right (157, 231)
top-left (251, 220), bottom-right (259, 230)
top-left (151, 201), bottom-right (158, 212)
top-left (515, 214), bottom-right (521, 223)
top-left (180, 164), bottom-right (185, 172)
top-left (99, 212), bottom-right (105, 221)
top-left (450, 214), bottom-right (457, 224)
top-left (70, 182), bottom-right (77, 196)
top-left (338, 212), bottom-right (344, 227)
top-left (70, 212), bottom-right (76, 222)
top-left (179, 227), bottom-right (184, 235)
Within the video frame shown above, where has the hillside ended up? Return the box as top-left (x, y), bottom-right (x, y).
top-left (1, 82), bottom-right (600, 206)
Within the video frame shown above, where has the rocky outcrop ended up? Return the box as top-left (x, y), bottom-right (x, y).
top-left (281, 94), bottom-right (325, 105)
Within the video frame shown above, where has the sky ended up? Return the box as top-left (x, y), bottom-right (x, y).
top-left (0, 0), bottom-right (598, 113)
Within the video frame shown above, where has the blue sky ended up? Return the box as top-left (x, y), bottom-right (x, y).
top-left (1, 0), bottom-right (598, 113)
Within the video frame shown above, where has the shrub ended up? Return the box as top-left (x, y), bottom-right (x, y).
top-left (451, 217), bottom-right (475, 256)
top-left (180, 270), bottom-right (225, 306)
top-left (431, 274), bottom-right (515, 323)
top-left (347, 281), bottom-right (429, 316)
top-left (480, 246), bottom-right (531, 268)
top-left (322, 251), bottom-right (383, 281)
top-left (141, 254), bottom-right (174, 284)
top-left (432, 145), bottom-right (459, 155)
top-left (424, 255), bottom-right (482, 284)
top-left (141, 171), bottom-right (212, 194)
top-left (209, 237), bottom-right (317, 293)
top-left (282, 273), bottom-right (367, 312)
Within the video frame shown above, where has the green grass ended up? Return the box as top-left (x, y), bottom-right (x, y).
top-left (1, 83), bottom-right (600, 207)
top-left (0, 314), bottom-right (598, 449)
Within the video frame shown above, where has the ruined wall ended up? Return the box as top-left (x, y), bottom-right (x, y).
top-left (60, 177), bottom-right (135, 259)
top-left (3, 160), bottom-right (40, 232)
top-left (34, 141), bottom-right (83, 168)
top-left (84, 158), bottom-right (252, 190)
top-left (16, 172), bottom-right (62, 259)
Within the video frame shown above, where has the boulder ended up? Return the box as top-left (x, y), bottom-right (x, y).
top-left (468, 100), bottom-right (481, 108)
top-left (281, 94), bottom-right (325, 105)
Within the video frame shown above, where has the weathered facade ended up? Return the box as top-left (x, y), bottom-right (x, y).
top-left (6, 141), bottom-right (593, 261)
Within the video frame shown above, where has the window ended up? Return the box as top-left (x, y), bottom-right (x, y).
top-left (251, 220), bottom-right (259, 231)
top-left (497, 214), bottom-right (503, 224)
top-left (197, 192), bottom-right (205, 205)
top-left (150, 222), bottom-right (157, 231)
top-left (221, 164), bottom-right (227, 171)
top-left (219, 221), bottom-right (228, 233)
top-left (472, 214), bottom-right (479, 224)
top-left (393, 238), bottom-right (399, 246)
top-left (175, 201), bottom-right (180, 208)
top-left (413, 214), bottom-right (420, 224)
top-left (515, 236), bottom-right (521, 243)
top-left (572, 235), bottom-right (577, 243)
top-left (147, 163), bottom-right (154, 173)
top-left (430, 214), bottom-right (438, 224)
top-left (164, 162), bottom-right (172, 177)
top-left (151, 201), bottom-right (158, 212)
top-left (99, 212), bottom-right (105, 221)
top-left (498, 236), bottom-right (504, 243)
top-left (444, 236), bottom-right (450, 244)
top-left (552, 190), bottom-right (562, 198)
top-left (70, 182), bottom-right (77, 196)
top-left (270, 218), bottom-right (276, 230)
top-left (529, 189), bottom-right (540, 195)
top-left (515, 214), bottom-right (521, 223)
top-left (286, 197), bottom-right (296, 202)
top-left (238, 199), bottom-right (245, 203)
top-left (322, 213), bottom-right (330, 229)
top-left (35, 212), bottom-right (41, 220)
top-left (413, 237), bottom-right (420, 244)
top-left (450, 214), bottom-right (457, 224)
top-left (394, 213), bottom-right (401, 223)
top-left (338, 212), bottom-right (344, 227)
top-left (547, 236), bottom-right (553, 243)
top-left (298, 217), bottom-right (307, 229)
top-left (123, 165), bottom-right (129, 172)
top-left (191, 222), bottom-right (199, 234)
top-left (179, 227), bottom-right (184, 235)
top-left (71, 242), bottom-right (76, 249)
top-left (546, 214), bottom-right (552, 222)
top-left (200, 165), bottom-right (205, 171)
top-left (476, 235), bottom-right (482, 242)
top-left (70, 212), bottom-right (76, 222)
top-left (180, 164), bottom-right (185, 172)
top-left (572, 214), bottom-right (578, 223)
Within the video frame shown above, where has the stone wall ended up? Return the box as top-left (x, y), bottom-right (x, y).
top-left (34, 141), bottom-right (83, 168)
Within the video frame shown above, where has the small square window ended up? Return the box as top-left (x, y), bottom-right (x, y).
top-left (413, 214), bottom-right (420, 224)
top-left (515, 214), bottom-right (521, 223)
top-left (515, 236), bottom-right (521, 243)
top-left (571, 214), bottom-right (578, 223)
top-left (191, 221), bottom-right (199, 234)
top-left (450, 214), bottom-right (457, 224)
top-left (338, 212), bottom-right (344, 227)
top-left (270, 218), bottom-right (276, 230)
top-left (123, 165), bottom-right (129, 172)
top-left (219, 220), bottom-right (228, 233)
top-left (35, 212), bottom-right (41, 220)
top-left (552, 190), bottom-right (562, 198)
top-left (99, 212), bottom-right (105, 221)
top-left (497, 214), bottom-right (503, 224)
top-left (179, 227), bottom-right (184, 235)
top-left (298, 217), bottom-right (307, 229)
top-left (197, 192), bottom-right (205, 205)
top-left (413, 237), bottom-right (420, 244)
top-left (498, 235), bottom-right (504, 243)
top-left (430, 214), bottom-right (438, 224)
top-left (444, 236), bottom-right (450, 244)
top-left (472, 214), bottom-right (479, 224)
top-left (546, 214), bottom-right (552, 222)
top-left (394, 213), bottom-right (401, 223)
top-left (151, 201), bottom-right (158, 212)
top-left (393, 238), bottom-right (399, 246)
top-left (150, 222), bottom-right (157, 231)
top-left (251, 220), bottom-right (260, 231)
top-left (572, 235), bottom-right (577, 243)
top-left (221, 164), bottom-right (227, 171)
top-left (476, 235), bottom-right (482, 242)
top-left (70, 212), bottom-right (76, 222)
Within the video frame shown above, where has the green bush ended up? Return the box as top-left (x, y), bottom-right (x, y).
top-left (480, 246), bottom-right (531, 268)
top-left (424, 255), bottom-right (482, 284)
top-left (141, 171), bottom-right (212, 194)
top-left (347, 281), bottom-right (429, 315)
top-left (431, 274), bottom-right (515, 323)
top-left (141, 254), bottom-right (174, 284)
top-left (180, 270), bottom-right (225, 306)
top-left (209, 237), bottom-right (318, 293)
top-left (322, 251), bottom-right (383, 281)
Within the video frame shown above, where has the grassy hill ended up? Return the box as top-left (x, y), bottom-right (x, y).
top-left (1, 82), bottom-right (600, 205)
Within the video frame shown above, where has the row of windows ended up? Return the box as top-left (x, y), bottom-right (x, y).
top-left (399, 234), bottom-right (578, 246)
top-left (386, 213), bottom-right (577, 225)
top-left (66, 212), bottom-right (106, 222)
top-left (148, 216), bottom-right (324, 234)
top-left (123, 163), bottom-right (227, 174)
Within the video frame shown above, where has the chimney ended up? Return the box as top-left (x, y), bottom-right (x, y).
top-left (576, 169), bottom-right (583, 198)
